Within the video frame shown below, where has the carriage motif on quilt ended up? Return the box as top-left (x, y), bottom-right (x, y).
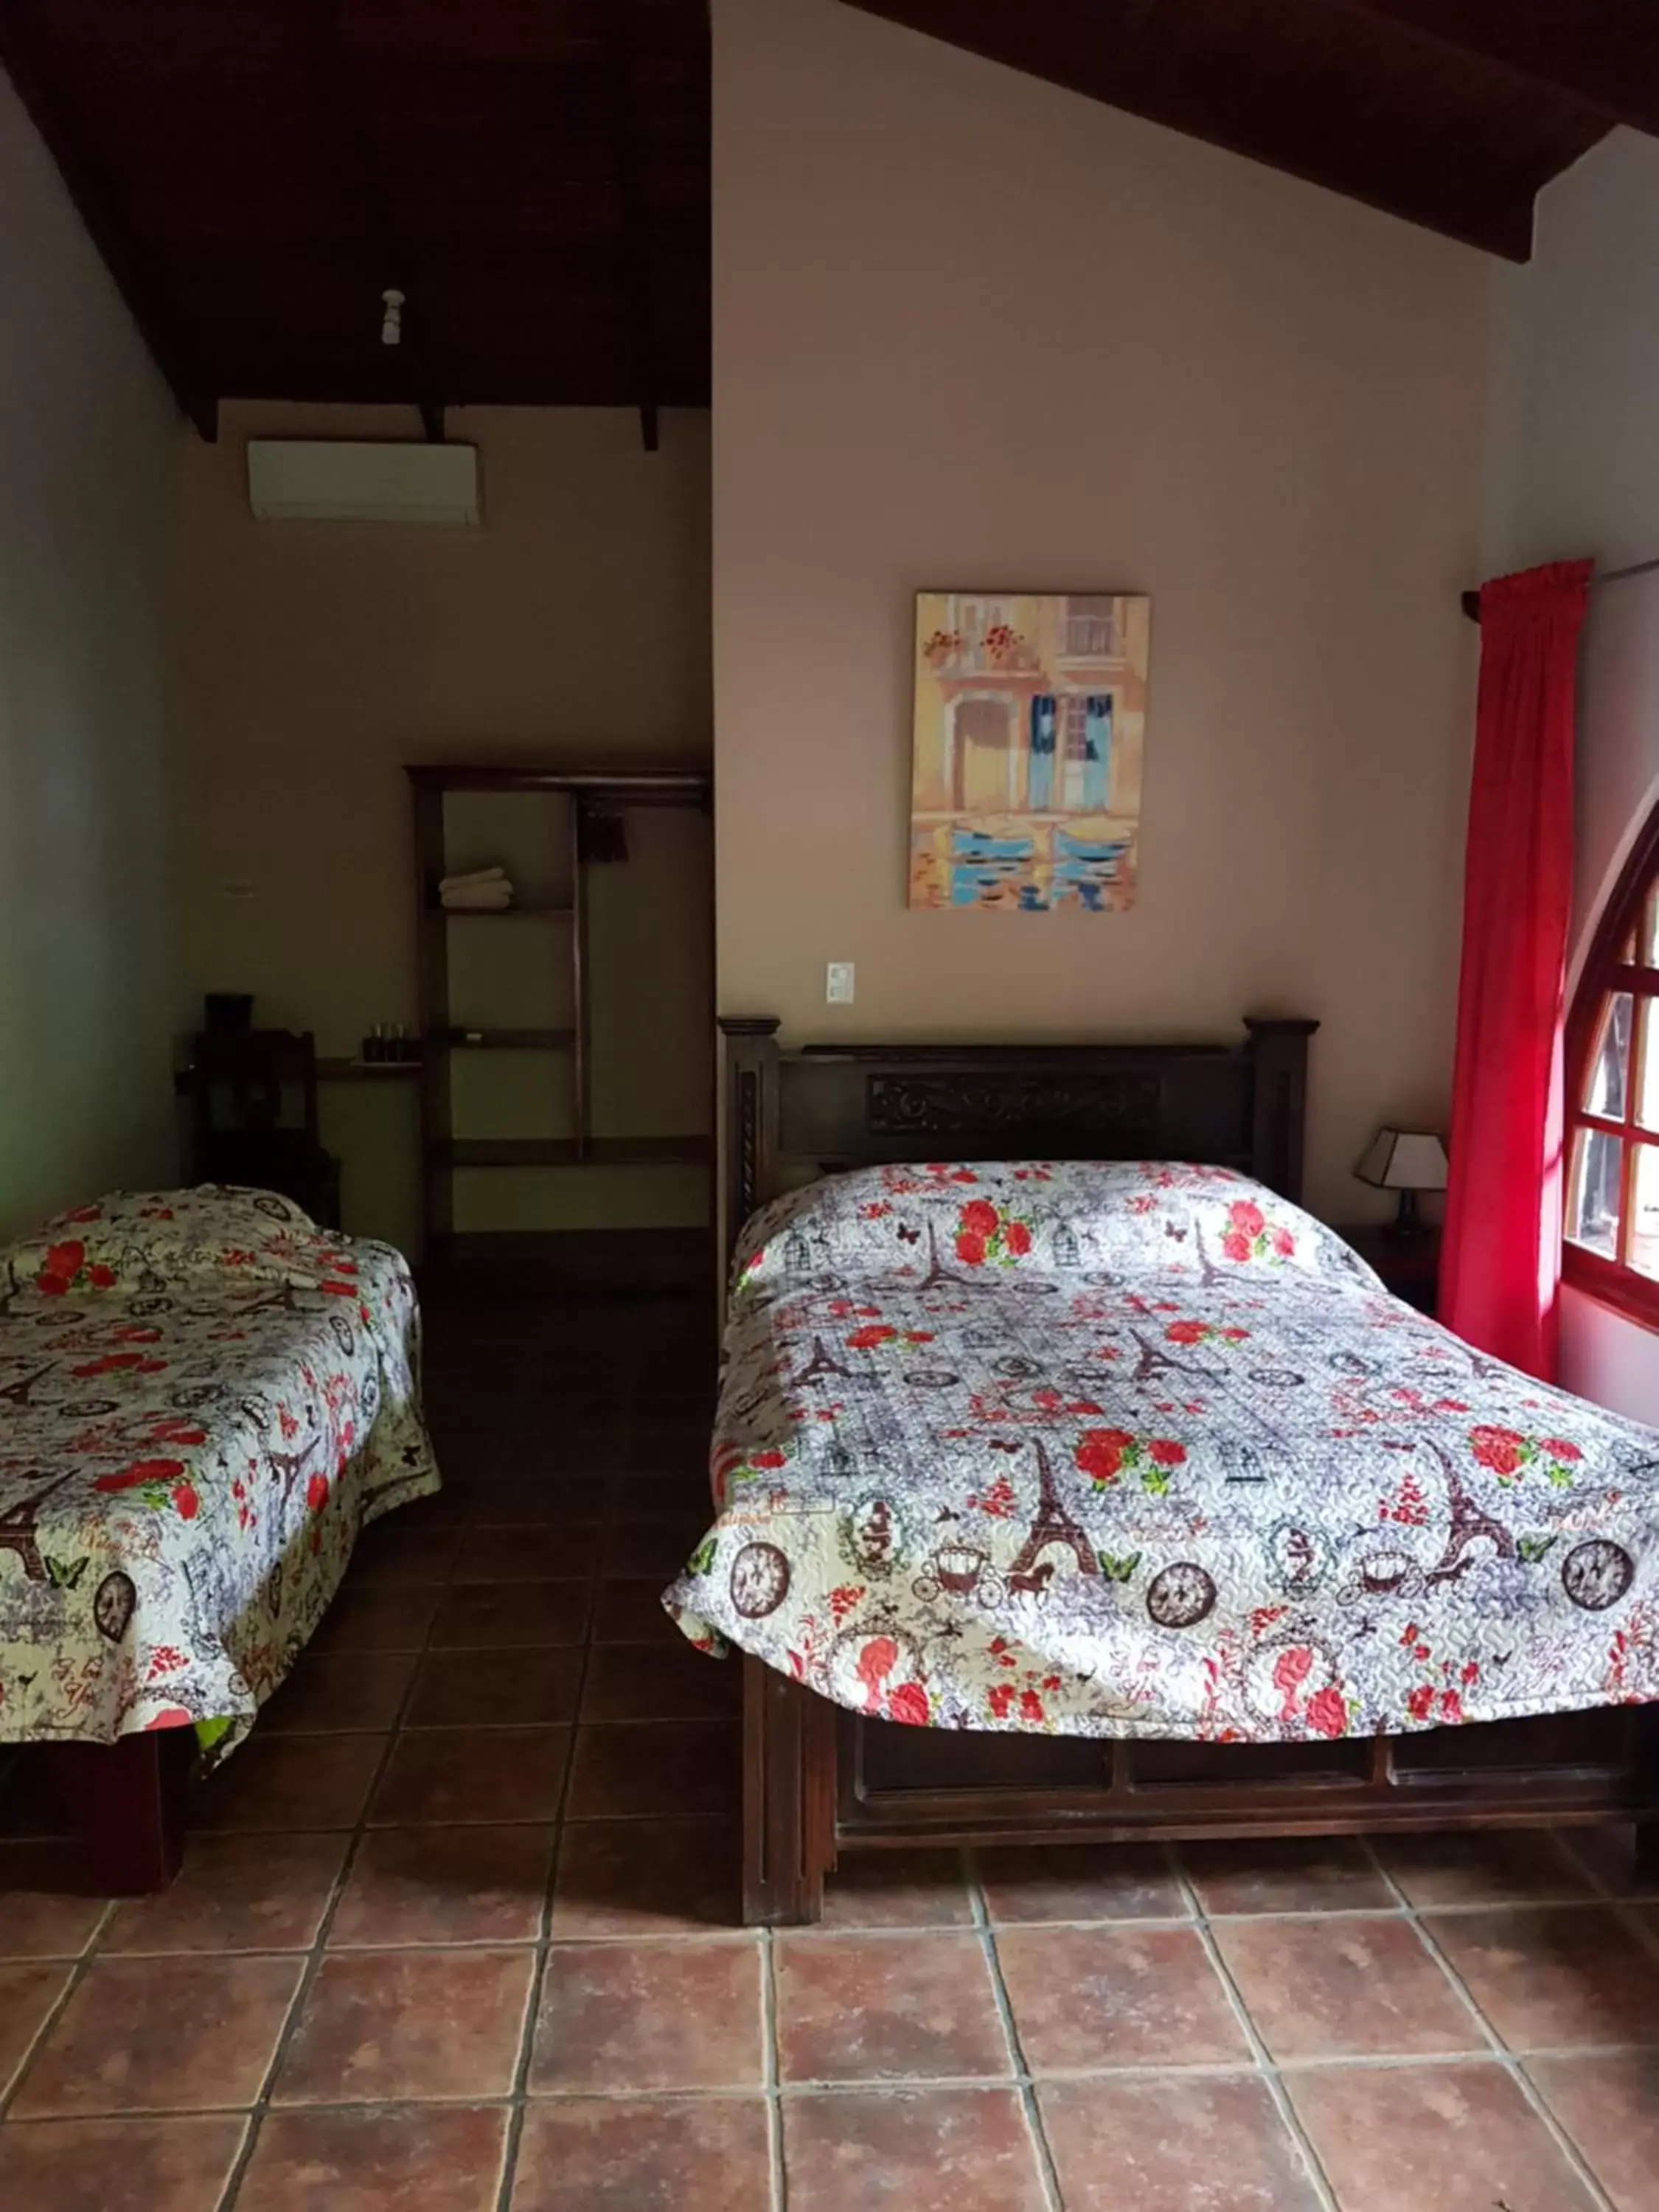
top-left (912, 1541), bottom-right (1006, 1607)
top-left (667, 1157), bottom-right (1659, 1744)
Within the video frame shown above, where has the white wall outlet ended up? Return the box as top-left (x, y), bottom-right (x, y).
top-left (826, 961), bottom-right (856, 1005)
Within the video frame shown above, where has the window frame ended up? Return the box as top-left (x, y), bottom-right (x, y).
top-left (1060, 596), bottom-right (1121, 660)
top-left (1564, 799), bottom-right (1659, 1329)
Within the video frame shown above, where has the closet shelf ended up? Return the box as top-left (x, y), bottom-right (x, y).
top-left (432, 1138), bottom-right (581, 1167)
top-left (431, 1027), bottom-right (574, 1051)
top-left (591, 1135), bottom-right (713, 1166)
top-left (410, 765), bottom-right (714, 1247)
top-left (431, 1135), bottom-right (713, 1169)
top-left (424, 900), bottom-right (573, 920)
top-left (175, 1057), bottom-right (422, 1091)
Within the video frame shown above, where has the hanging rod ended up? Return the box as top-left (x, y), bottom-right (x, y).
top-left (1461, 554), bottom-right (1659, 624)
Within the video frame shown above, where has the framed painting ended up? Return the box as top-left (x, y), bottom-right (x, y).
top-left (908, 591), bottom-right (1150, 911)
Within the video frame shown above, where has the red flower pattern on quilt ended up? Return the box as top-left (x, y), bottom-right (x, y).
top-left (659, 1158), bottom-right (1657, 1751)
top-left (1469, 1426), bottom-right (1584, 1488)
top-left (1075, 1427), bottom-right (1186, 1494)
top-left (1219, 1200), bottom-right (1296, 1266)
top-left (0, 1184), bottom-right (437, 1754)
top-left (953, 1198), bottom-right (1034, 1267)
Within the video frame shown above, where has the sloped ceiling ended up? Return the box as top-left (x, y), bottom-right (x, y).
top-left (843, 1), bottom-right (1651, 260)
top-left (4, 1), bottom-right (1655, 444)
top-left (0, 0), bottom-right (708, 444)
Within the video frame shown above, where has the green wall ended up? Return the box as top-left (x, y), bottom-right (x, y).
top-left (0, 68), bottom-right (184, 1235)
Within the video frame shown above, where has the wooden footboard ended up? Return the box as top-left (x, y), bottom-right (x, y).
top-left (720, 1015), bottom-right (1659, 1923)
top-left (742, 1664), bottom-right (1659, 1925)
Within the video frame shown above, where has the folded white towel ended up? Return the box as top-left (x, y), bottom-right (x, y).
top-left (442, 886), bottom-right (514, 911)
top-left (439, 866), bottom-right (509, 894)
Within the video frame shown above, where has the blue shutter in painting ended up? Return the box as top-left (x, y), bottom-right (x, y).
top-left (1028, 694), bottom-right (1057, 811)
top-left (1082, 695), bottom-right (1112, 811)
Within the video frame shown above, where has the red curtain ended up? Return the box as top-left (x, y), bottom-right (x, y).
top-left (1440, 560), bottom-right (1592, 1379)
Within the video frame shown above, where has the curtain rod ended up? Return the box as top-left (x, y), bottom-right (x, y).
top-left (1461, 554), bottom-right (1659, 624)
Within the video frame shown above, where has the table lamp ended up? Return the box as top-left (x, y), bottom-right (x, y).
top-left (1354, 1127), bottom-right (1448, 1236)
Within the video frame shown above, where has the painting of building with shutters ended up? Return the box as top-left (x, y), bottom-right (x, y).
top-left (908, 591), bottom-right (1150, 911)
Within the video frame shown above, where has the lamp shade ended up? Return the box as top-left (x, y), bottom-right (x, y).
top-left (1355, 1127), bottom-right (1449, 1192)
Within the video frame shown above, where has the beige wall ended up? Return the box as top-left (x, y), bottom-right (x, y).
top-left (174, 402), bottom-right (712, 1248)
top-left (711, 0), bottom-right (1490, 1222)
top-left (0, 70), bottom-right (183, 1237)
top-left (1485, 131), bottom-right (1659, 1424)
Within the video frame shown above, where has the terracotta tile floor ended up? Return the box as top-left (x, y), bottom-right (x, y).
top-left (5, 1285), bottom-right (1659, 2208)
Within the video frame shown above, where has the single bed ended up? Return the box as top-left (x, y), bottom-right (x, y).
top-left (662, 1018), bottom-right (1659, 1924)
top-left (0, 1185), bottom-right (438, 1888)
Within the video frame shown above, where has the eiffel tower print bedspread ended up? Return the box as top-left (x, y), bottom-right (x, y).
top-left (0, 1187), bottom-right (438, 1755)
top-left (663, 1161), bottom-right (1659, 1742)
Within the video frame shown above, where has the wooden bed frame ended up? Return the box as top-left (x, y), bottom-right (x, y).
top-left (720, 1014), bottom-right (1659, 1925)
top-left (41, 1732), bottom-right (191, 1893)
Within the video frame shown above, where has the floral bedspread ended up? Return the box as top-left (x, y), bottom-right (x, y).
top-left (0, 1187), bottom-right (438, 1754)
top-left (664, 1162), bottom-right (1659, 1742)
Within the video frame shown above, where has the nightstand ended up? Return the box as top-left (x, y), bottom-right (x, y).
top-left (1338, 1222), bottom-right (1443, 1315)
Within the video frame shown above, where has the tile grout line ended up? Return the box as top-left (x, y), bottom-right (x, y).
top-left (1169, 1851), bottom-right (1343, 2212)
top-left (490, 1360), bottom-right (639, 2212)
top-left (0, 1555), bottom-right (459, 2128)
top-left (251, 1890), bottom-right (1627, 1933)
top-left (1556, 1828), bottom-right (1624, 1901)
top-left (72, 1321), bottom-right (1659, 2211)
top-left (17, 2035), bottom-right (1659, 2133)
top-left (761, 1927), bottom-right (787, 2212)
top-left (210, 1529), bottom-right (464, 2212)
top-left (1358, 1837), bottom-right (1618, 2212)
top-left (969, 1848), bottom-right (1068, 2212)
top-left (1553, 1827), bottom-right (1659, 1978)
top-left (1552, 1826), bottom-right (1659, 1909)
top-left (12, 1876), bottom-right (1648, 1961)
top-left (13, 1871), bottom-right (1659, 2098)
top-left (0, 1898), bottom-right (120, 2121)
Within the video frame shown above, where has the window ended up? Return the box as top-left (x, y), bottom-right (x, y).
top-left (1060, 693), bottom-right (1113, 811)
top-left (1061, 596), bottom-right (1121, 658)
top-left (1062, 694), bottom-right (1092, 762)
top-left (1565, 800), bottom-right (1659, 1324)
top-left (953, 598), bottom-right (1015, 663)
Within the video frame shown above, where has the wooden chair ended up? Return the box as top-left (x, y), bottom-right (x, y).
top-left (190, 1028), bottom-right (342, 1228)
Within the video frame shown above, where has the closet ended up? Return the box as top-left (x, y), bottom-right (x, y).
top-left (408, 765), bottom-right (713, 1265)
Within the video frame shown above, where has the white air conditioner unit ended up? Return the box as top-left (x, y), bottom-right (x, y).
top-left (246, 439), bottom-right (481, 526)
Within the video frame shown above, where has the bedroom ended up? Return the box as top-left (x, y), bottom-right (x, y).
top-left (3, 1), bottom-right (1659, 2207)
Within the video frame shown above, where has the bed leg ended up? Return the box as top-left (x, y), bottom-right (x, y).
top-left (742, 1655), bottom-right (832, 1927)
top-left (44, 1731), bottom-right (189, 1895)
top-left (1633, 1714), bottom-right (1659, 1885)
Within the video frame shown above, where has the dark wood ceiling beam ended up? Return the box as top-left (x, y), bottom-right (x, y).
top-left (1, 0), bottom-right (701, 416)
top-left (1334, 3), bottom-right (1659, 135)
top-left (605, 0), bottom-right (663, 452)
top-left (841, 0), bottom-right (1569, 259)
top-left (0, 7), bottom-right (218, 438)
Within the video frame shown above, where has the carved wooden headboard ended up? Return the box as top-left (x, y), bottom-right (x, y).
top-left (719, 1017), bottom-right (1318, 1256)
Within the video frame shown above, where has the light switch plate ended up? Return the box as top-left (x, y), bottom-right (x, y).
top-left (826, 961), bottom-right (855, 1005)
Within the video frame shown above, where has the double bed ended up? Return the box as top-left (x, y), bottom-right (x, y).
top-left (663, 1017), bottom-right (1659, 1924)
top-left (0, 1186), bottom-right (437, 1888)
